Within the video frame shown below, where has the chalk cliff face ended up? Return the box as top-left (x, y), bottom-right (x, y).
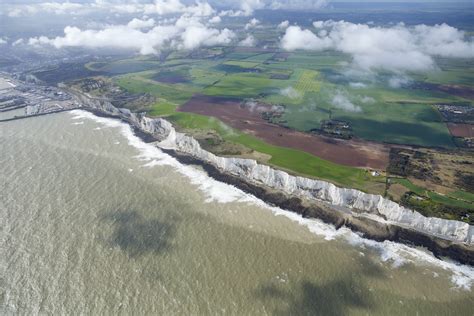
top-left (150, 116), bottom-right (473, 244)
top-left (26, 98), bottom-right (474, 245)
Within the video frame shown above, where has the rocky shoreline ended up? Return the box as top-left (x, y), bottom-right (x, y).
top-left (13, 89), bottom-right (474, 265)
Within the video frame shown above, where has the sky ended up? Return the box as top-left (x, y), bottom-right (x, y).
top-left (1, 0), bottom-right (473, 75)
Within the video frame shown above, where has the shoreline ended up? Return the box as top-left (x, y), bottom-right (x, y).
top-left (84, 107), bottom-right (474, 265)
top-left (4, 103), bottom-right (474, 265)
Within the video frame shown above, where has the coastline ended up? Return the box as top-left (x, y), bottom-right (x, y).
top-left (7, 91), bottom-right (474, 265)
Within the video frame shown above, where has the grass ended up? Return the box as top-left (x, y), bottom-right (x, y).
top-left (148, 100), bottom-right (178, 117)
top-left (294, 70), bottom-right (322, 94)
top-left (167, 111), bottom-right (384, 192)
top-left (222, 60), bottom-right (260, 68)
top-left (115, 74), bottom-right (194, 105)
top-left (86, 59), bottom-right (161, 75)
top-left (111, 51), bottom-right (470, 199)
top-left (391, 177), bottom-right (474, 210)
top-left (204, 73), bottom-right (277, 98)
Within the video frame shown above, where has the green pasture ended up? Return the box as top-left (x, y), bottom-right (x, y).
top-left (167, 111), bottom-right (384, 192)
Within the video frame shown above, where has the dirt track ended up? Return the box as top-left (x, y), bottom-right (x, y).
top-left (179, 95), bottom-right (390, 170)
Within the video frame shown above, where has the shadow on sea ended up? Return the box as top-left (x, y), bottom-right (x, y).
top-left (100, 210), bottom-right (178, 258)
top-left (253, 256), bottom-right (386, 315)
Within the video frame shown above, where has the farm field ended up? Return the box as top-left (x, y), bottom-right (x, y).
top-left (76, 44), bottom-right (473, 214)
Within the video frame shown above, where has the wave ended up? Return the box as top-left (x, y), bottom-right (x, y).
top-left (69, 109), bottom-right (474, 291)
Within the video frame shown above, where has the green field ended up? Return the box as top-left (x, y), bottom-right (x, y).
top-left (105, 47), bottom-right (473, 199)
top-left (167, 112), bottom-right (385, 192)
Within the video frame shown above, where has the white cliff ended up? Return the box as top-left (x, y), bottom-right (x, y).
top-left (149, 116), bottom-right (473, 244)
top-left (25, 100), bottom-right (474, 245)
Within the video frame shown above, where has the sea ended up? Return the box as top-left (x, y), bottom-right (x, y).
top-left (1, 110), bottom-right (473, 315)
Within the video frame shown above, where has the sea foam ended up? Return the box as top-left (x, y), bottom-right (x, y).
top-left (69, 110), bottom-right (474, 291)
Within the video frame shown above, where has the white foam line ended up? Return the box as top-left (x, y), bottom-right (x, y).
top-left (69, 109), bottom-right (474, 291)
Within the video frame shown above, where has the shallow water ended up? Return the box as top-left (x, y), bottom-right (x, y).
top-left (1, 111), bottom-right (473, 315)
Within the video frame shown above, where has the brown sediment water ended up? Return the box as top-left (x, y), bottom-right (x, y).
top-left (1, 111), bottom-right (473, 315)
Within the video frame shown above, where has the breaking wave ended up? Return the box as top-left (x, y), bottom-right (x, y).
top-left (70, 110), bottom-right (474, 291)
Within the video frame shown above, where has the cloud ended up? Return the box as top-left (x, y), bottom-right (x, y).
top-left (331, 92), bottom-right (361, 112)
top-left (143, 0), bottom-right (215, 16)
top-left (29, 25), bottom-right (174, 55)
top-left (209, 15), bottom-right (221, 24)
top-left (240, 0), bottom-right (264, 16)
top-left (270, 0), bottom-right (328, 10)
top-left (360, 96), bottom-right (375, 104)
top-left (180, 26), bottom-right (235, 49)
top-left (245, 18), bottom-right (260, 30)
top-left (0, 38), bottom-right (7, 45)
top-left (280, 87), bottom-right (302, 99)
top-left (5, 0), bottom-right (216, 18)
top-left (281, 26), bottom-right (331, 51)
top-left (127, 18), bottom-right (156, 29)
top-left (388, 76), bottom-right (412, 89)
top-left (12, 39), bottom-right (24, 46)
top-left (239, 35), bottom-right (256, 47)
top-left (278, 20), bottom-right (290, 29)
top-left (281, 21), bottom-right (474, 73)
top-left (349, 82), bottom-right (367, 89)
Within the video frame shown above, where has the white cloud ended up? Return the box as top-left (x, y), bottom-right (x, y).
top-left (143, 0), bottom-right (215, 16)
top-left (5, 0), bottom-right (215, 18)
top-left (12, 39), bottom-right (24, 46)
top-left (240, 0), bottom-right (264, 16)
top-left (331, 91), bottom-right (361, 112)
top-left (388, 76), bottom-right (412, 89)
top-left (245, 18), bottom-right (260, 30)
top-left (0, 38), bottom-right (7, 45)
top-left (239, 35), bottom-right (256, 47)
top-left (281, 21), bottom-right (474, 73)
top-left (180, 26), bottom-right (235, 50)
top-left (127, 18), bottom-right (155, 29)
top-left (209, 16), bottom-right (221, 24)
top-left (278, 20), bottom-right (290, 29)
top-left (280, 86), bottom-right (302, 99)
top-left (28, 8), bottom-right (237, 54)
top-left (349, 82), bottom-right (367, 89)
top-left (360, 96), bottom-right (375, 104)
top-left (29, 25), bottom-right (177, 55)
top-left (281, 26), bottom-right (331, 51)
top-left (270, 0), bottom-right (328, 10)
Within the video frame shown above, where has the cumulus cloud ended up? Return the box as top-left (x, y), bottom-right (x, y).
top-left (278, 20), bottom-right (290, 29)
top-left (7, 2), bottom-right (85, 17)
top-left (6, 0), bottom-right (215, 18)
top-left (281, 21), bottom-right (474, 73)
top-left (281, 26), bottom-right (331, 51)
top-left (239, 35), bottom-right (256, 47)
top-left (0, 38), bottom-right (7, 45)
top-left (180, 25), bottom-right (235, 50)
top-left (209, 15), bottom-right (221, 24)
top-left (143, 0), bottom-right (215, 16)
top-left (349, 82), bottom-right (367, 89)
top-left (360, 96), bottom-right (375, 104)
top-left (245, 18), bottom-right (260, 30)
top-left (28, 15), bottom-right (235, 54)
top-left (280, 87), bottom-right (302, 99)
top-left (240, 0), bottom-right (264, 16)
top-left (388, 76), bottom-right (412, 89)
top-left (331, 92), bottom-right (361, 112)
top-left (127, 18), bottom-right (156, 29)
top-left (270, 0), bottom-right (328, 10)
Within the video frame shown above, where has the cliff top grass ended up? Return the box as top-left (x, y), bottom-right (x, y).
top-left (108, 51), bottom-right (473, 199)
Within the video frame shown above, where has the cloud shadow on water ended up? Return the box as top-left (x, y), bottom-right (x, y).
top-left (255, 275), bottom-right (375, 316)
top-left (254, 256), bottom-right (386, 315)
top-left (100, 210), bottom-right (177, 258)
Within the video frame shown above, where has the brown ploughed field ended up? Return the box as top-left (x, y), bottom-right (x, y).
top-left (447, 123), bottom-right (474, 137)
top-left (179, 95), bottom-right (390, 170)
